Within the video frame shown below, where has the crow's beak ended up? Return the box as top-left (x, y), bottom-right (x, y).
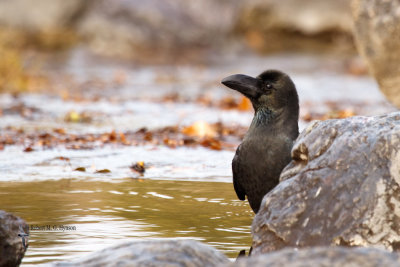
top-left (221, 74), bottom-right (262, 99)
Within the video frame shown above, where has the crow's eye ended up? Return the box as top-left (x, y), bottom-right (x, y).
top-left (266, 83), bottom-right (272, 90)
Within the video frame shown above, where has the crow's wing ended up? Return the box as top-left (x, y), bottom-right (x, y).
top-left (232, 145), bottom-right (246, 200)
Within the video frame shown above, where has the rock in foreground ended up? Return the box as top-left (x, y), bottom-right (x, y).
top-left (53, 239), bottom-right (229, 267)
top-left (252, 112), bottom-right (400, 254)
top-left (352, 0), bottom-right (400, 108)
top-left (0, 210), bottom-right (29, 266)
top-left (223, 246), bottom-right (400, 267)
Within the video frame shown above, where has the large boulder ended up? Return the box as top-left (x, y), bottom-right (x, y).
top-left (223, 246), bottom-right (400, 267)
top-left (0, 210), bottom-right (29, 266)
top-left (235, 0), bottom-right (354, 53)
top-left (252, 112), bottom-right (400, 254)
top-left (352, 0), bottom-right (400, 108)
top-left (76, 0), bottom-right (242, 62)
top-left (52, 239), bottom-right (229, 267)
top-left (76, 0), bottom-right (355, 59)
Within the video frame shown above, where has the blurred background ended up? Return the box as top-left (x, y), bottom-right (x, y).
top-left (0, 0), bottom-right (354, 63)
top-left (0, 0), bottom-right (398, 265)
top-left (0, 0), bottom-right (357, 92)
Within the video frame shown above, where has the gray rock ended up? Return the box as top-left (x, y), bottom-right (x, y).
top-left (52, 239), bottom-right (229, 267)
top-left (77, 0), bottom-right (355, 58)
top-left (0, 210), bottom-right (29, 267)
top-left (76, 0), bottom-right (243, 61)
top-left (252, 112), bottom-right (400, 254)
top-left (239, 0), bottom-right (352, 34)
top-left (223, 246), bottom-right (400, 267)
top-left (0, 0), bottom-right (87, 30)
top-left (352, 0), bottom-right (400, 108)
top-left (235, 0), bottom-right (354, 53)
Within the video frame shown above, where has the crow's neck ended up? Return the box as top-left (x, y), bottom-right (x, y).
top-left (249, 106), bottom-right (298, 135)
top-left (250, 107), bottom-right (275, 128)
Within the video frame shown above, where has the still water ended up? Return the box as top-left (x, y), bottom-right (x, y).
top-left (0, 178), bottom-right (253, 265)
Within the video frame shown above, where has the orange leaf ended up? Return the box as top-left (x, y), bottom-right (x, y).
top-left (238, 96), bottom-right (252, 111)
top-left (182, 121), bottom-right (217, 138)
top-left (201, 138), bottom-right (222, 151)
top-left (23, 146), bottom-right (34, 152)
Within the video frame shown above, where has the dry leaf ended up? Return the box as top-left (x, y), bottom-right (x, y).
top-left (95, 169), bottom-right (111, 173)
top-left (200, 138), bottom-right (222, 150)
top-left (182, 121), bottom-right (217, 138)
top-left (65, 111), bottom-right (80, 123)
top-left (53, 128), bottom-right (66, 135)
top-left (130, 161), bottom-right (146, 175)
top-left (238, 96), bottom-right (252, 111)
top-left (64, 111), bottom-right (92, 123)
top-left (23, 146), bottom-right (34, 152)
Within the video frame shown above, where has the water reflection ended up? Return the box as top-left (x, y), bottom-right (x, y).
top-left (0, 179), bottom-right (253, 264)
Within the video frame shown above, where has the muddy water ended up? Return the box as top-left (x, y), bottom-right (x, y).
top-left (1, 179), bottom-right (252, 265)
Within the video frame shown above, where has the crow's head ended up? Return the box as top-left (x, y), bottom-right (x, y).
top-left (221, 70), bottom-right (299, 115)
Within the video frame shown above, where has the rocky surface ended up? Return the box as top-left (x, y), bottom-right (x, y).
top-left (0, 210), bottom-right (29, 266)
top-left (76, 0), bottom-right (242, 62)
top-left (235, 0), bottom-right (353, 53)
top-left (78, 0), bottom-right (353, 59)
top-left (352, 0), bottom-right (400, 108)
top-left (223, 246), bottom-right (400, 267)
top-left (52, 239), bottom-right (229, 267)
top-left (252, 112), bottom-right (400, 254)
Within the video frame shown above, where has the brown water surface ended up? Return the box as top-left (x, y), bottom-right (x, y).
top-left (0, 179), bottom-right (253, 265)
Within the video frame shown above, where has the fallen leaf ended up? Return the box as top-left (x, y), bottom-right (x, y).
top-left (130, 161), bottom-right (146, 175)
top-left (144, 132), bottom-right (153, 141)
top-left (53, 128), bottom-right (66, 135)
top-left (108, 131), bottom-right (117, 142)
top-left (56, 156), bottom-right (70, 161)
top-left (238, 96), bottom-right (252, 111)
top-left (119, 132), bottom-right (126, 143)
top-left (74, 167), bottom-right (86, 172)
top-left (182, 121), bottom-right (217, 138)
top-left (23, 146), bottom-right (34, 152)
top-left (64, 111), bottom-right (92, 123)
top-left (163, 138), bottom-right (177, 148)
top-left (200, 138), bottom-right (222, 150)
top-left (95, 169), bottom-right (111, 173)
top-left (65, 111), bottom-right (80, 123)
